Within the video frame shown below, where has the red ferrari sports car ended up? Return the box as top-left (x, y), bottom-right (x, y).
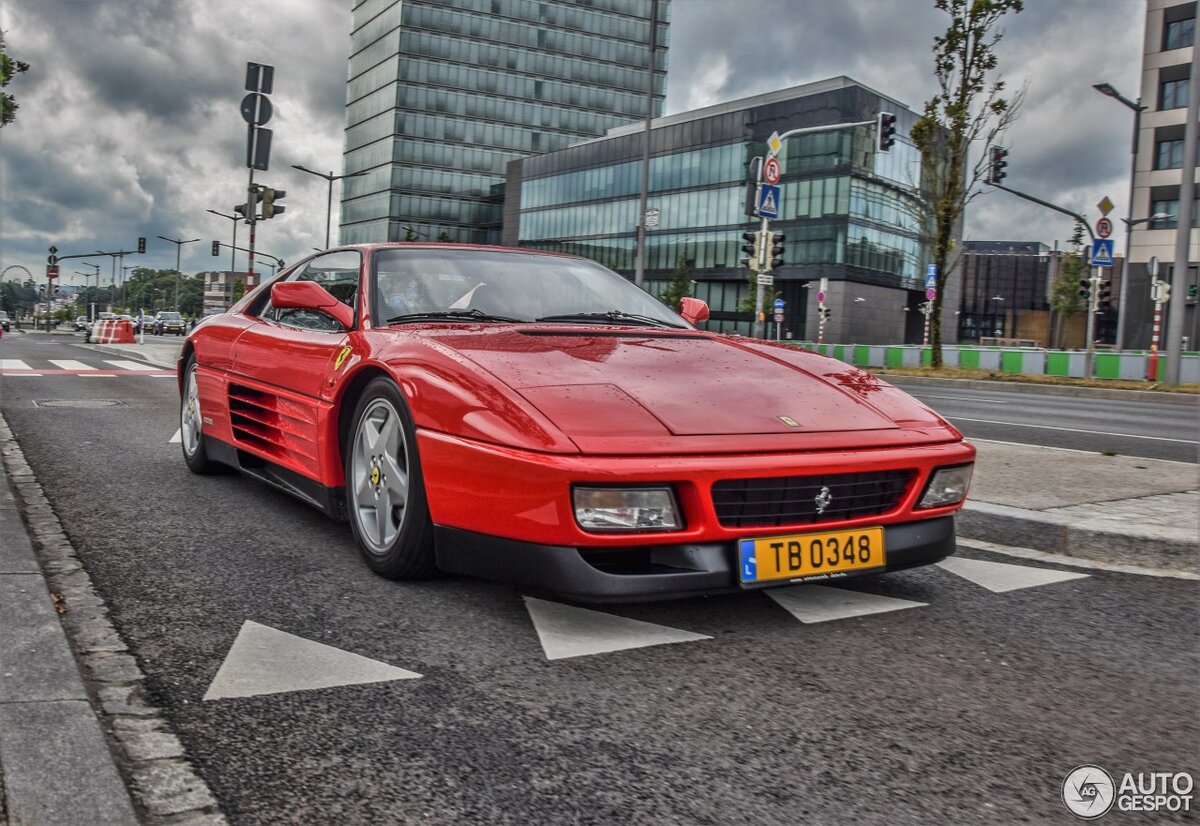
top-left (179, 243), bottom-right (974, 601)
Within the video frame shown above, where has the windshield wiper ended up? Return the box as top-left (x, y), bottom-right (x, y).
top-left (385, 309), bottom-right (522, 324)
top-left (534, 311), bottom-right (684, 328)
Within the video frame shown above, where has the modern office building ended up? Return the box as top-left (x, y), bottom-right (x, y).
top-left (340, 0), bottom-right (669, 246)
top-left (503, 77), bottom-right (955, 344)
top-left (1123, 0), bottom-right (1199, 349)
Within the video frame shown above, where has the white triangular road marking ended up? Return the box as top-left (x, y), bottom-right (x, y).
top-left (937, 557), bottom-right (1089, 593)
top-left (203, 621), bottom-right (421, 700)
top-left (169, 428), bottom-right (181, 443)
top-left (524, 597), bottom-right (710, 660)
top-left (767, 584), bottom-right (926, 623)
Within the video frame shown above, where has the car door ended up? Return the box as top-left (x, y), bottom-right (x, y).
top-left (231, 250), bottom-right (362, 397)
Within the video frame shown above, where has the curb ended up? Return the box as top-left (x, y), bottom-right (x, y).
top-left (0, 414), bottom-right (227, 825)
top-left (959, 500), bottom-right (1199, 575)
top-left (878, 374), bottom-right (1200, 406)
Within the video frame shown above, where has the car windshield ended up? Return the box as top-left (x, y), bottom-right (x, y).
top-left (370, 248), bottom-right (687, 328)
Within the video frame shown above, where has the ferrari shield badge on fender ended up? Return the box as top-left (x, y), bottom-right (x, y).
top-left (334, 345), bottom-right (353, 371)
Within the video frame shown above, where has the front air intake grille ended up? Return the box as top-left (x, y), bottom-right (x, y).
top-left (712, 470), bottom-right (915, 528)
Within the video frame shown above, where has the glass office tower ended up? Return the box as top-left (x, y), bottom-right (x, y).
top-left (341, 0), bottom-right (669, 246)
top-left (504, 77), bottom-right (954, 344)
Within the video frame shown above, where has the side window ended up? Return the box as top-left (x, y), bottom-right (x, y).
top-left (269, 251), bottom-right (363, 332)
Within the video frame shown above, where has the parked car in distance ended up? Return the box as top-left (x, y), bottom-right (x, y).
top-left (0, 311), bottom-right (10, 332)
top-left (154, 311), bottom-right (187, 336)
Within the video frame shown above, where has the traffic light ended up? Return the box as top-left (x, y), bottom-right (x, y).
top-left (987, 146), bottom-right (1008, 184)
top-left (235, 190), bottom-right (263, 221)
top-left (261, 187), bottom-right (287, 219)
top-left (740, 230), bottom-right (762, 272)
top-left (137, 236), bottom-right (146, 254)
top-left (212, 240), bottom-right (221, 256)
top-left (1098, 279), bottom-right (1112, 304)
top-left (1078, 277), bottom-right (1091, 300)
top-left (767, 232), bottom-right (785, 272)
top-left (1152, 281), bottom-right (1172, 304)
top-left (876, 112), bottom-right (896, 152)
top-left (819, 307), bottom-right (832, 322)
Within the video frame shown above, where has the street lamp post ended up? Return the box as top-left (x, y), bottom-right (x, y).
top-left (1093, 82), bottom-right (1145, 351)
top-left (291, 164), bottom-right (366, 249)
top-left (207, 209), bottom-right (240, 307)
top-left (157, 235), bottom-right (201, 311)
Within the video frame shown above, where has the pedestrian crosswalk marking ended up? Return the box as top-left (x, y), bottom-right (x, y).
top-left (169, 428), bottom-right (181, 443)
top-left (937, 557), bottom-right (1089, 593)
top-left (0, 359), bottom-right (32, 370)
top-left (49, 360), bottom-right (96, 371)
top-left (102, 360), bottom-right (157, 372)
top-left (203, 621), bottom-right (421, 701)
top-left (524, 597), bottom-right (710, 660)
top-left (767, 584), bottom-right (927, 623)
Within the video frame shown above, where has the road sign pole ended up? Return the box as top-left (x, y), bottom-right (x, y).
top-left (1148, 282), bottom-right (1165, 381)
top-left (1084, 268), bottom-right (1100, 379)
top-left (922, 302), bottom-right (932, 347)
top-left (753, 213), bottom-right (768, 339)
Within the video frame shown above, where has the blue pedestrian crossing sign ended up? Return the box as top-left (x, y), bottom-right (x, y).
top-left (925, 264), bottom-right (937, 289)
top-left (1091, 239), bottom-right (1115, 267)
top-left (756, 184), bottom-right (780, 219)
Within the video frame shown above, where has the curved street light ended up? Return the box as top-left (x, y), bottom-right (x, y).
top-left (157, 235), bottom-right (201, 311)
top-left (291, 164), bottom-right (367, 249)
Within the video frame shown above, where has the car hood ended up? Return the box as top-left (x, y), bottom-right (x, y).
top-left (420, 327), bottom-right (956, 451)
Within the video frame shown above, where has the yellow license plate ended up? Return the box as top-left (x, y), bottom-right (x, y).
top-left (738, 527), bottom-right (885, 584)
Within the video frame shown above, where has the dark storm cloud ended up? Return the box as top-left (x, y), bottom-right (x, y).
top-left (0, 0), bottom-right (1144, 280)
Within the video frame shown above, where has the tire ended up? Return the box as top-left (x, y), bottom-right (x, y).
top-left (180, 357), bottom-right (220, 474)
top-left (344, 378), bottom-right (437, 579)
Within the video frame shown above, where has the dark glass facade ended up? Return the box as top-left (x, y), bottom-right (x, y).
top-left (505, 78), bottom-right (952, 343)
top-left (342, 0), bottom-right (669, 246)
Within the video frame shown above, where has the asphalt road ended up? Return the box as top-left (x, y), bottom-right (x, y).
top-left (885, 378), bottom-right (1198, 463)
top-left (2, 331), bottom-right (1197, 825)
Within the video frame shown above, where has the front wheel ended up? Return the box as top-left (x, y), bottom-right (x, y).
top-left (345, 378), bottom-right (437, 579)
top-left (180, 357), bottom-right (220, 474)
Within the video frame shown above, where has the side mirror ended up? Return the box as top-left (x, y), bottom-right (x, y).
top-left (271, 281), bottom-right (355, 330)
top-left (679, 297), bottom-right (710, 326)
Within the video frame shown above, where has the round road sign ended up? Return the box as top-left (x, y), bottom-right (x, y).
top-left (763, 156), bottom-right (782, 185)
top-left (816, 290), bottom-right (826, 303)
top-left (926, 287), bottom-right (937, 300)
top-left (1096, 217), bottom-right (1113, 239)
top-left (240, 92), bottom-right (273, 126)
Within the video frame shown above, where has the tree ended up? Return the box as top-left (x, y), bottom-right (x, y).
top-left (910, 0), bottom-right (1024, 366)
top-left (1048, 221), bottom-right (1088, 348)
top-left (1, 30), bottom-right (30, 128)
top-left (437, 230), bottom-right (453, 243)
top-left (659, 254), bottom-right (693, 313)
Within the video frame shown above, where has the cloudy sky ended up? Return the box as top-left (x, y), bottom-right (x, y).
top-left (0, 0), bottom-right (1143, 288)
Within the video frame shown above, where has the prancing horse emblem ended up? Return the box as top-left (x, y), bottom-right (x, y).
top-left (814, 486), bottom-right (833, 515)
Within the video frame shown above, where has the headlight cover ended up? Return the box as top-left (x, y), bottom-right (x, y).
top-left (573, 486), bottom-right (682, 533)
top-left (917, 464), bottom-right (974, 509)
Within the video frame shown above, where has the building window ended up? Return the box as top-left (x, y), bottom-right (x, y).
top-left (1156, 138), bottom-right (1185, 169)
top-left (1149, 198), bottom-right (1200, 229)
top-left (1161, 78), bottom-right (1190, 110)
top-left (1164, 16), bottom-right (1195, 50)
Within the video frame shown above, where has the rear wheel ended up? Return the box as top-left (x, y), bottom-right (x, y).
top-left (345, 378), bottom-right (437, 579)
top-left (180, 357), bottom-right (220, 474)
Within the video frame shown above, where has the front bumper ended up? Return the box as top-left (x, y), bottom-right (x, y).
top-left (435, 515), bottom-right (956, 603)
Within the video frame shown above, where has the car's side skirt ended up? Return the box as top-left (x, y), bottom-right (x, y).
top-left (205, 436), bottom-right (347, 521)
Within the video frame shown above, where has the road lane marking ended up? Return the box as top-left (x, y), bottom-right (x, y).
top-left (0, 359), bottom-right (33, 370)
top-left (767, 585), bottom-right (926, 623)
top-left (169, 429), bottom-right (181, 443)
top-left (948, 416), bottom-right (1197, 445)
top-left (49, 360), bottom-right (96, 371)
top-left (102, 360), bottom-right (158, 372)
top-left (524, 597), bottom-right (710, 660)
top-left (917, 394), bottom-right (1010, 404)
top-left (203, 620), bottom-right (421, 701)
top-left (937, 557), bottom-right (1089, 592)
